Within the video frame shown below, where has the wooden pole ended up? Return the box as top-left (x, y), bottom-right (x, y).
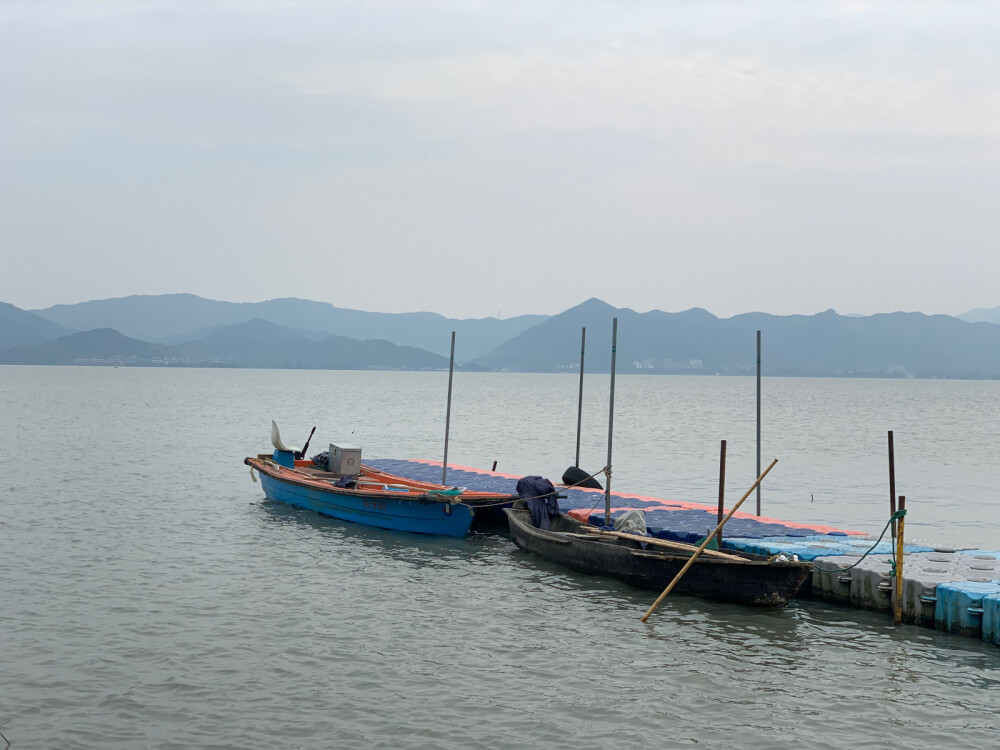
top-left (717, 439), bottom-right (727, 545)
top-left (579, 526), bottom-right (748, 561)
top-left (641, 458), bottom-right (778, 622)
top-left (894, 495), bottom-right (906, 624)
top-left (604, 318), bottom-right (618, 526)
top-left (442, 331), bottom-right (456, 485)
top-left (576, 327), bottom-right (586, 468)
top-left (888, 431), bottom-right (897, 540)
top-left (756, 330), bottom-right (762, 516)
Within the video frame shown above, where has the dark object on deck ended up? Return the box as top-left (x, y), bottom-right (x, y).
top-left (515, 475), bottom-right (562, 531)
top-left (561, 466), bottom-right (603, 490)
top-left (503, 506), bottom-right (812, 607)
top-left (311, 451), bottom-right (329, 471)
top-left (297, 426), bottom-right (317, 460)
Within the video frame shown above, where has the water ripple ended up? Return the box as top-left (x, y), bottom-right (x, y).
top-left (2, 368), bottom-right (998, 748)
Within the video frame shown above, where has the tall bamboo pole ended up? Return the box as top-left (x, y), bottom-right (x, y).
top-left (717, 440), bottom-right (727, 545)
top-left (442, 331), bottom-right (456, 485)
top-left (756, 330), bottom-right (762, 516)
top-left (576, 327), bottom-right (586, 468)
top-left (604, 318), bottom-right (618, 526)
top-left (888, 431), bottom-right (897, 539)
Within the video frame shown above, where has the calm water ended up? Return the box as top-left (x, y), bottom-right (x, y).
top-left (2, 366), bottom-right (998, 749)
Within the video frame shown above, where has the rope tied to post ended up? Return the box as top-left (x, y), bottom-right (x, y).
top-left (812, 508), bottom-right (907, 573)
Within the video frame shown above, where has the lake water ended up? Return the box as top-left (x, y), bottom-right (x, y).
top-left (2, 366), bottom-right (998, 748)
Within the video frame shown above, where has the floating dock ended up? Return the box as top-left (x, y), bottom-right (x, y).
top-left (368, 458), bottom-right (1000, 647)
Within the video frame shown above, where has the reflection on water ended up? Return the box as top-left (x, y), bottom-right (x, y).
top-left (258, 499), bottom-right (497, 565)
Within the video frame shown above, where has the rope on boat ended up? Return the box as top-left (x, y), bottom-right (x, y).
top-left (811, 509), bottom-right (908, 572)
top-left (575, 465), bottom-right (613, 518)
top-left (249, 466), bottom-right (257, 483)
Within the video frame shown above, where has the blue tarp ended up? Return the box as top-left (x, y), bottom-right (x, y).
top-left (515, 475), bottom-right (561, 530)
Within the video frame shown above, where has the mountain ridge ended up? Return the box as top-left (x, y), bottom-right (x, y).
top-left (4, 295), bottom-right (1000, 378)
top-left (31, 294), bottom-right (547, 360)
top-left (0, 319), bottom-right (452, 370)
top-left (0, 302), bottom-right (75, 352)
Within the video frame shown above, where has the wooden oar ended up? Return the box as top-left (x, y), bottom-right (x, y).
top-left (640, 458), bottom-right (779, 622)
top-left (576, 527), bottom-right (747, 561)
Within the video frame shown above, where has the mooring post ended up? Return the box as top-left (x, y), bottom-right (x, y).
top-left (604, 318), bottom-right (618, 526)
top-left (888, 431), bottom-right (897, 539)
top-left (894, 494), bottom-right (906, 624)
top-left (756, 329), bottom-right (762, 516)
top-left (717, 440), bottom-right (727, 545)
top-left (576, 326), bottom-right (586, 468)
top-left (442, 331), bottom-right (456, 485)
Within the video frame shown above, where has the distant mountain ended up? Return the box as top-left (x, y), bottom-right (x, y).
top-left (0, 302), bottom-right (75, 351)
top-left (34, 294), bottom-right (253, 343)
top-left (10, 295), bottom-right (1000, 378)
top-left (1, 319), bottom-right (452, 370)
top-left (32, 294), bottom-right (547, 360)
top-left (957, 306), bottom-right (1000, 324)
top-left (472, 298), bottom-right (727, 373)
top-left (470, 299), bottom-right (1000, 378)
top-left (174, 318), bottom-right (451, 370)
top-left (0, 328), bottom-right (168, 365)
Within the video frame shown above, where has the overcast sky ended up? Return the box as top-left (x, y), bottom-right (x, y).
top-left (1, 1), bottom-right (998, 319)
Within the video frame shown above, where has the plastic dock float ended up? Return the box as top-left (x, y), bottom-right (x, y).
top-left (368, 458), bottom-right (1000, 646)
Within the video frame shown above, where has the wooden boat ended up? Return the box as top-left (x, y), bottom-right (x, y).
top-left (245, 452), bottom-right (518, 538)
top-left (504, 506), bottom-right (812, 606)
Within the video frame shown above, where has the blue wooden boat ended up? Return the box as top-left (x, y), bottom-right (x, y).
top-left (244, 424), bottom-right (517, 537)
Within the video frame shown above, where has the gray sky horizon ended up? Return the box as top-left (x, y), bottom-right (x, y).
top-left (2, 1), bottom-right (998, 320)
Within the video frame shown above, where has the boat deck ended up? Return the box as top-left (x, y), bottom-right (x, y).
top-left (367, 458), bottom-right (1000, 646)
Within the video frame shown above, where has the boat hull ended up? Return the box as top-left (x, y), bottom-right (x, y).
top-left (505, 508), bottom-right (811, 606)
top-left (258, 471), bottom-right (475, 537)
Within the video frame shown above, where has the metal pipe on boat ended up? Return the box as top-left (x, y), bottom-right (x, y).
top-left (717, 440), bottom-right (727, 545)
top-left (756, 329), bottom-right (762, 516)
top-left (442, 331), bottom-right (456, 485)
top-left (604, 318), bottom-right (618, 526)
top-left (894, 495), bottom-right (906, 624)
top-left (888, 431), bottom-right (897, 539)
top-left (576, 326), bottom-right (586, 468)
top-left (641, 458), bottom-right (778, 622)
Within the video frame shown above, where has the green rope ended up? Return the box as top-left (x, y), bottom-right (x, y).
top-left (812, 509), bottom-right (907, 573)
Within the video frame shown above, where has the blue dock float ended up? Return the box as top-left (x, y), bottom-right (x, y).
top-left (368, 458), bottom-right (1000, 647)
top-left (984, 593), bottom-right (1000, 646)
top-left (935, 581), bottom-right (1000, 638)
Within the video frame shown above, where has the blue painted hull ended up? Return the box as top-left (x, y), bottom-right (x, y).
top-left (258, 472), bottom-right (475, 537)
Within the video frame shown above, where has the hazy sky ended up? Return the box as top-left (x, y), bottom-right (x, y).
top-left (2, 1), bottom-right (998, 319)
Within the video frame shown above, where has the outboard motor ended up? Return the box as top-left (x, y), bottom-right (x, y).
top-left (561, 465), bottom-right (603, 490)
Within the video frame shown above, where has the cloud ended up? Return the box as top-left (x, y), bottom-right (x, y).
top-left (2, 1), bottom-right (999, 315)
